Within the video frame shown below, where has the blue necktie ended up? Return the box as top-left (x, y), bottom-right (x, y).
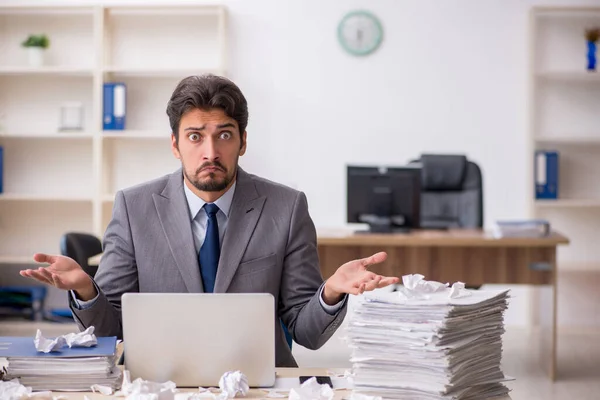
top-left (199, 203), bottom-right (220, 293)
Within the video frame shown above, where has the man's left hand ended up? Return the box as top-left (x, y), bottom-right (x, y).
top-left (322, 252), bottom-right (400, 305)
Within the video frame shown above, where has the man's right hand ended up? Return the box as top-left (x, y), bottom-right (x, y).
top-left (20, 254), bottom-right (97, 301)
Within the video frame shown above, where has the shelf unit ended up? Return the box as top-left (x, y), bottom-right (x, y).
top-left (529, 6), bottom-right (600, 268)
top-left (536, 70), bottom-right (600, 82)
top-left (0, 4), bottom-right (228, 263)
top-left (534, 136), bottom-right (600, 145)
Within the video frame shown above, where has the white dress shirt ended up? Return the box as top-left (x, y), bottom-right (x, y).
top-left (72, 178), bottom-right (345, 314)
top-left (184, 179), bottom-right (235, 254)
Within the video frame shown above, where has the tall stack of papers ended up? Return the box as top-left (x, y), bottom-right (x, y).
top-left (0, 333), bottom-right (121, 391)
top-left (492, 219), bottom-right (550, 238)
top-left (346, 275), bottom-right (512, 400)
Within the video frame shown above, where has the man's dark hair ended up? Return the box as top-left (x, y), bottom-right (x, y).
top-left (166, 74), bottom-right (248, 145)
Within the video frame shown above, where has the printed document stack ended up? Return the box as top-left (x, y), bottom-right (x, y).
top-left (0, 334), bottom-right (121, 391)
top-left (347, 274), bottom-right (512, 399)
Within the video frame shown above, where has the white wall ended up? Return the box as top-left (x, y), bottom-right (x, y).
top-left (233, 0), bottom-right (533, 230)
top-left (7, 0), bottom-right (595, 228)
top-left (6, 0), bottom-right (600, 328)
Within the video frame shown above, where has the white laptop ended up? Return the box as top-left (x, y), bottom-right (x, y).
top-left (121, 293), bottom-right (276, 387)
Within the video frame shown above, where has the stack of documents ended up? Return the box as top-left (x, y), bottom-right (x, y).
top-left (347, 275), bottom-right (512, 399)
top-left (0, 335), bottom-right (121, 391)
top-left (492, 219), bottom-right (550, 238)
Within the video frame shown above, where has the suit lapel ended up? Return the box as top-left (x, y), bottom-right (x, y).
top-left (153, 169), bottom-right (203, 293)
top-left (214, 168), bottom-right (266, 293)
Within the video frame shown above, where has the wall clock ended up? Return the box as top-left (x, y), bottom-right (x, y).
top-left (337, 10), bottom-right (383, 56)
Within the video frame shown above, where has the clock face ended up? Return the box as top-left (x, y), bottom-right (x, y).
top-left (337, 10), bottom-right (383, 56)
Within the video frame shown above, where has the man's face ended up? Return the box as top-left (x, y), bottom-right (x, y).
top-left (172, 108), bottom-right (246, 196)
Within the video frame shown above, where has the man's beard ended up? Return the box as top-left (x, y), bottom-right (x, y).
top-left (185, 160), bottom-right (236, 192)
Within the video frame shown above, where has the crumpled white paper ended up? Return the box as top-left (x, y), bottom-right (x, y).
top-left (0, 378), bottom-right (64, 400)
top-left (397, 274), bottom-right (472, 300)
top-left (403, 274), bottom-right (448, 294)
top-left (64, 326), bottom-right (97, 348)
top-left (114, 370), bottom-right (247, 400)
top-left (218, 371), bottom-right (249, 399)
top-left (449, 281), bottom-right (472, 299)
top-left (91, 383), bottom-right (114, 395)
top-left (106, 369), bottom-right (254, 400)
top-left (33, 330), bottom-right (66, 353)
top-left (114, 370), bottom-right (177, 400)
top-left (288, 377), bottom-right (333, 400)
top-left (34, 326), bottom-right (97, 353)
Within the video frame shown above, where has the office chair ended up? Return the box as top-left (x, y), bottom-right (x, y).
top-left (410, 154), bottom-right (483, 229)
top-left (59, 232), bottom-right (103, 278)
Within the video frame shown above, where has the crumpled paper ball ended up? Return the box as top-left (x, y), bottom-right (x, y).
top-left (0, 378), bottom-right (63, 400)
top-left (288, 376), bottom-right (333, 400)
top-left (218, 370), bottom-right (249, 398)
top-left (449, 281), bottom-right (472, 299)
top-left (114, 370), bottom-right (177, 400)
top-left (34, 326), bottom-right (97, 353)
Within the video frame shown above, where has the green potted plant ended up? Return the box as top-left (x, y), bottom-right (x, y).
top-left (21, 34), bottom-right (50, 67)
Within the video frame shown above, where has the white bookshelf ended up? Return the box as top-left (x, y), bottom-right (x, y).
top-left (536, 70), bottom-right (600, 82)
top-left (529, 6), bottom-right (600, 268)
top-left (534, 136), bottom-right (600, 145)
top-left (535, 199), bottom-right (600, 208)
top-left (0, 66), bottom-right (94, 77)
top-left (0, 4), bottom-right (228, 264)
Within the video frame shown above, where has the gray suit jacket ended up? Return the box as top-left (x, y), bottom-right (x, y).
top-left (70, 167), bottom-right (347, 367)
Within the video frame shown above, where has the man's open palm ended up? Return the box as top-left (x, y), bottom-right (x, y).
top-left (324, 252), bottom-right (400, 298)
top-left (20, 254), bottom-right (92, 292)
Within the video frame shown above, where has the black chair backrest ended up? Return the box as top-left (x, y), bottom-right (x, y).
top-left (410, 154), bottom-right (484, 229)
top-left (59, 232), bottom-right (103, 277)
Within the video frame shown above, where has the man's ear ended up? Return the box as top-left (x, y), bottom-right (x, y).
top-left (239, 131), bottom-right (247, 156)
top-left (171, 133), bottom-right (181, 159)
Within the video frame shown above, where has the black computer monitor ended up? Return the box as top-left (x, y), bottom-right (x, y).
top-left (346, 165), bottom-right (422, 233)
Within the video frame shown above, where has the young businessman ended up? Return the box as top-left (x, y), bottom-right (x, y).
top-left (20, 74), bottom-right (399, 367)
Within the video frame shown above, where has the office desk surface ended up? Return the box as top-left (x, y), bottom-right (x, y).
top-left (317, 228), bottom-right (569, 247)
top-left (46, 368), bottom-right (511, 399)
top-left (88, 229), bottom-right (569, 266)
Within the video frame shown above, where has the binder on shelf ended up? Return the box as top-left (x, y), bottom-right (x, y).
top-left (103, 82), bottom-right (126, 130)
top-left (0, 145), bottom-right (3, 193)
top-left (535, 150), bottom-right (558, 199)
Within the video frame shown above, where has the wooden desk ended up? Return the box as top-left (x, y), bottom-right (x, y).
top-left (317, 229), bottom-right (569, 381)
top-left (49, 367), bottom-right (510, 399)
top-left (89, 253), bottom-right (101, 266)
top-left (87, 229), bottom-right (566, 381)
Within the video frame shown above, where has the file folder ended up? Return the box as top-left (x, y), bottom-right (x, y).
top-left (535, 150), bottom-right (558, 199)
top-left (0, 335), bottom-right (121, 392)
top-left (0, 145), bottom-right (3, 193)
top-left (0, 335), bottom-right (117, 358)
top-left (103, 82), bottom-right (126, 130)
